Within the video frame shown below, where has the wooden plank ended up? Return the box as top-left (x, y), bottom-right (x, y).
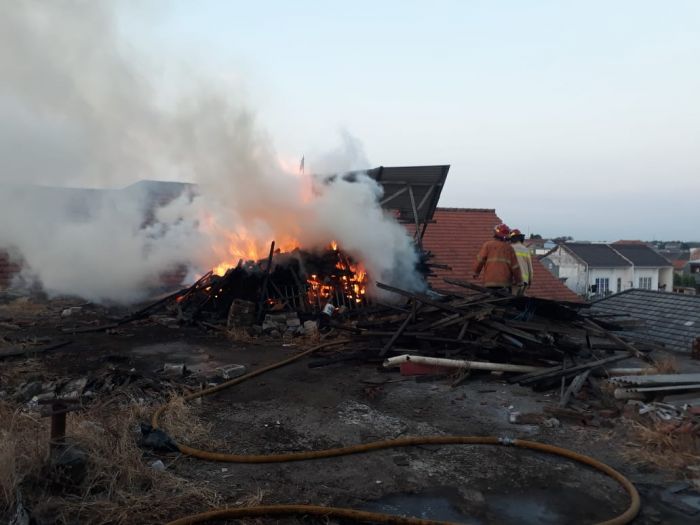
top-left (256, 241), bottom-right (276, 323)
top-left (512, 353), bottom-right (629, 386)
top-left (505, 319), bottom-right (588, 337)
top-left (560, 370), bottom-right (591, 407)
top-left (376, 282), bottom-right (467, 315)
top-left (379, 187), bottom-right (408, 206)
top-left (483, 320), bottom-right (541, 344)
top-left (411, 313), bottom-right (461, 331)
top-left (583, 319), bottom-right (647, 360)
top-left (380, 306), bottom-right (414, 357)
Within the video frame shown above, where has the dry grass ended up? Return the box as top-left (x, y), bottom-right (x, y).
top-left (159, 395), bottom-right (215, 447)
top-left (0, 297), bottom-right (50, 318)
top-left (0, 398), bottom-right (222, 524)
top-left (0, 403), bottom-right (46, 511)
top-left (624, 419), bottom-right (700, 471)
top-left (650, 353), bottom-right (679, 374)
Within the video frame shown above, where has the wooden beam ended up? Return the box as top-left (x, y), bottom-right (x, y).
top-left (379, 187), bottom-right (408, 206)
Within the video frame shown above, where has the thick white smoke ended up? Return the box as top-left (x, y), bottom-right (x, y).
top-left (0, 1), bottom-right (424, 303)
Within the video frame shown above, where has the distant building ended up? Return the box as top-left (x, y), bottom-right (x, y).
top-left (542, 241), bottom-right (673, 298)
top-left (525, 238), bottom-right (556, 256)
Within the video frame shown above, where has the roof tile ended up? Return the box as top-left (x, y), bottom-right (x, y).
top-left (416, 208), bottom-right (584, 303)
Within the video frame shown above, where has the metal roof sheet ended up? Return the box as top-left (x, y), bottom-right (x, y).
top-left (590, 289), bottom-right (700, 352)
top-left (341, 165), bottom-right (449, 224)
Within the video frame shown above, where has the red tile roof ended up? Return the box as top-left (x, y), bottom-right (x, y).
top-left (417, 208), bottom-right (584, 303)
top-left (672, 259), bottom-right (688, 271)
top-left (612, 240), bottom-right (649, 246)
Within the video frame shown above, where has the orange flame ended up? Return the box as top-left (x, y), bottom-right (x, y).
top-left (306, 245), bottom-right (367, 306)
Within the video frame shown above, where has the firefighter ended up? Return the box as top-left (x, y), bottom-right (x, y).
top-left (473, 224), bottom-right (523, 292)
top-left (509, 228), bottom-right (533, 296)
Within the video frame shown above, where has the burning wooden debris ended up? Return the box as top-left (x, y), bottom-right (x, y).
top-left (170, 241), bottom-right (371, 326)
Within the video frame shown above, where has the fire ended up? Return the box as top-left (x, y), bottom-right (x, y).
top-left (203, 208), bottom-right (367, 309)
top-left (210, 237), bottom-right (368, 308)
top-left (306, 247), bottom-right (367, 307)
top-left (210, 228), bottom-right (299, 277)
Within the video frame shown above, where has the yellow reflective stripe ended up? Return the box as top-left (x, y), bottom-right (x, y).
top-left (514, 249), bottom-right (530, 256)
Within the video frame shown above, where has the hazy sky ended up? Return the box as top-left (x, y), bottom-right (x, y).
top-left (119, 1), bottom-right (698, 240)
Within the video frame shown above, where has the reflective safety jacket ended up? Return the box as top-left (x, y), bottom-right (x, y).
top-left (511, 242), bottom-right (534, 285)
top-left (473, 240), bottom-right (522, 288)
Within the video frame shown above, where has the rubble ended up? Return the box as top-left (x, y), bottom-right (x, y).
top-left (216, 364), bottom-right (247, 380)
top-left (2, 244), bottom-right (697, 524)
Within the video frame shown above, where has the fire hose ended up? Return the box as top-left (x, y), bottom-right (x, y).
top-left (153, 339), bottom-right (640, 525)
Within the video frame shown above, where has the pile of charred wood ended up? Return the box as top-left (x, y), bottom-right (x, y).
top-left (331, 278), bottom-right (656, 393)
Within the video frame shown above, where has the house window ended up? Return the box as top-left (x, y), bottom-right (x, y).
top-left (617, 278), bottom-right (621, 292)
top-left (595, 278), bottom-right (609, 295)
top-left (638, 277), bottom-right (652, 290)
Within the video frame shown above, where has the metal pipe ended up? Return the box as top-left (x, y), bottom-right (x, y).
top-left (384, 354), bottom-right (547, 374)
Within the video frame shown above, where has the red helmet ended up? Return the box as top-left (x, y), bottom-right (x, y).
top-left (494, 223), bottom-right (510, 240)
top-left (509, 228), bottom-right (522, 239)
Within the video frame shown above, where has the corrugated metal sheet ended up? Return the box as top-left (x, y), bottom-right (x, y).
top-left (341, 165), bottom-right (449, 225)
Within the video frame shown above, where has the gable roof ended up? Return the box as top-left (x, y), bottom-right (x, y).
top-left (590, 289), bottom-right (700, 353)
top-left (611, 243), bottom-right (671, 268)
top-left (563, 243), bottom-right (632, 268)
top-left (419, 208), bottom-right (584, 303)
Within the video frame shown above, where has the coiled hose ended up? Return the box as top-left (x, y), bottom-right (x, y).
top-left (154, 340), bottom-right (640, 525)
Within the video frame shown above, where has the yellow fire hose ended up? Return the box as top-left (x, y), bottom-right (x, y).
top-left (154, 340), bottom-right (640, 525)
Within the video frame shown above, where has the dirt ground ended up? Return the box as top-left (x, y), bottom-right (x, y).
top-left (1, 294), bottom-right (699, 524)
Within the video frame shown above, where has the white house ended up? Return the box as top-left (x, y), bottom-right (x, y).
top-left (542, 242), bottom-right (673, 298)
top-left (611, 243), bottom-right (674, 292)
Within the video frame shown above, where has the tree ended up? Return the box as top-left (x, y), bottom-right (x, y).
top-left (674, 273), bottom-right (697, 287)
top-left (552, 236), bottom-right (573, 244)
top-left (529, 233), bottom-right (542, 240)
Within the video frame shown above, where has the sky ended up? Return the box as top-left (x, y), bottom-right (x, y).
top-left (15, 1), bottom-right (700, 241)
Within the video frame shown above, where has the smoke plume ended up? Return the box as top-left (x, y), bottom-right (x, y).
top-left (0, 1), bottom-right (424, 303)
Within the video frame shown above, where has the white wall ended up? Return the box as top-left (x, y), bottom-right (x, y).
top-left (545, 247), bottom-right (587, 295)
top-left (633, 268), bottom-right (658, 290)
top-left (588, 267), bottom-right (633, 296)
top-left (659, 267), bottom-right (674, 290)
top-left (632, 267), bottom-right (674, 291)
